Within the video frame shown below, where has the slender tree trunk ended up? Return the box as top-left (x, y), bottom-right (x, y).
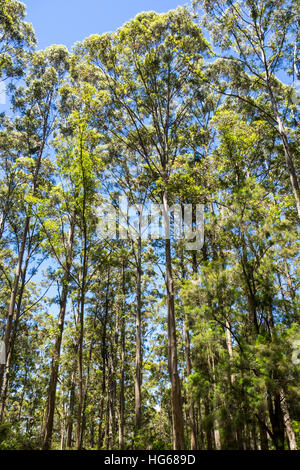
top-left (119, 262), bottom-right (126, 449)
top-left (0, 246), bottom-right (30, 420)
top-left (267, 391), bottom-right (285, 450)
top-left (42, 282), bottom-right (71, 450)
top-left (184, 315), bottom-right (197, 450)
top-left (75, 293), bottom-right (86, 449)
top-left (75, 209), bottom-right (88, 450)
top-left (251, 422), bottom-right (258, 450)
top-left (66, 360), bottom-right (77, 449)
top-left (224, 320), bottom-right (235, 383)
top-left (60, 405), bottom-right (66, 450)
top-left (80, 331), bottom-right (95, 448)
top-left (97, 274), bottom-right (109, 449)
top-left (258, 409), bottom-right (269, 450)
top-left (119, 331), bottom-right (125, 449)
top-left (182, 249), bottom-right (197, 450)
top-left (97, 396), bottom-right (105, 450)
top-left (90, 420), bottom-right (95, 448)
top-left (107, 351), bottom-right (116, 449)
top-left (214, 427), bottom-right (221, 450)
top-left (163, 189), bottom-right (185, 450)
top-left (197, 400), bottom-right (204, 449)
top-left (280, 388), bottom-right (297, 450)
top-left (135, 235), bottom-right (142, 430)
top-left (0, 216), bottom-right (30, 392)
top-left (204, 400), bottom-right (213, 450)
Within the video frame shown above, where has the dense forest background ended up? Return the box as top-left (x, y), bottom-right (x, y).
top-left (0, 0), bottom-right (299, 450)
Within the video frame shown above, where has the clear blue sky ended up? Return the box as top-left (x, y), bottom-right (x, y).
top-left (24, 0), bottom-right (185, 50)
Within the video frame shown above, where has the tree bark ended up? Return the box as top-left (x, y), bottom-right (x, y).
top-left (184, 315), bottom-right (197, 450)
top-left (66, 359), bottom-right (77, 449)
top-left (42, 217), bottom-right (75, 450)
top-left (163, 189), bottom-right (185, 450)
top-left (267, 391), bottom-right (285, 450)
top-left (0, 245), bottom-right (30, 420)
top-left (119, 262), bottom-right (126, 449)
top-left (280, 388), bottom-right (297, 450)
top-left (135, 235), bottom-right (142, 430)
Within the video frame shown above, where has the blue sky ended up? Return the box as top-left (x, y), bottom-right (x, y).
top-left (24, 0), bottom-right (185, 50)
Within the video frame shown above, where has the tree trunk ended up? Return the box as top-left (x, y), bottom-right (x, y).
top-left (267, 391), bottom-right (285, 450)
top-left (184, 316), bottom-right (197, 450)
top-left (163, 189), bottom-right (185, 450)
top-left (135, 235), bottom-right (142, 430)
top-left (258, 408), bottom-right (269, 450)
top-left (119, 262), bottom-right (126, 449)
top-left (97, 273), bottom-right (109, 449)
top-left (0, 247), bottom-right (30, 420)
top-left (0, 216), bottom-right (30, 392)
top-left (204, 400), bottom-right (213, 450)
top-left (182, 249), bottom-right (197, 450)
top-left (43, 218), bottom-right (75, 450)
top-left (75, 212), bottom-right (88, 450)
top-left (80, 330), bottom-right (95, 449)
top-left (280, 388), bottom-right (297, 450)
top-left (66, 360), bottom-right (77, 449)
